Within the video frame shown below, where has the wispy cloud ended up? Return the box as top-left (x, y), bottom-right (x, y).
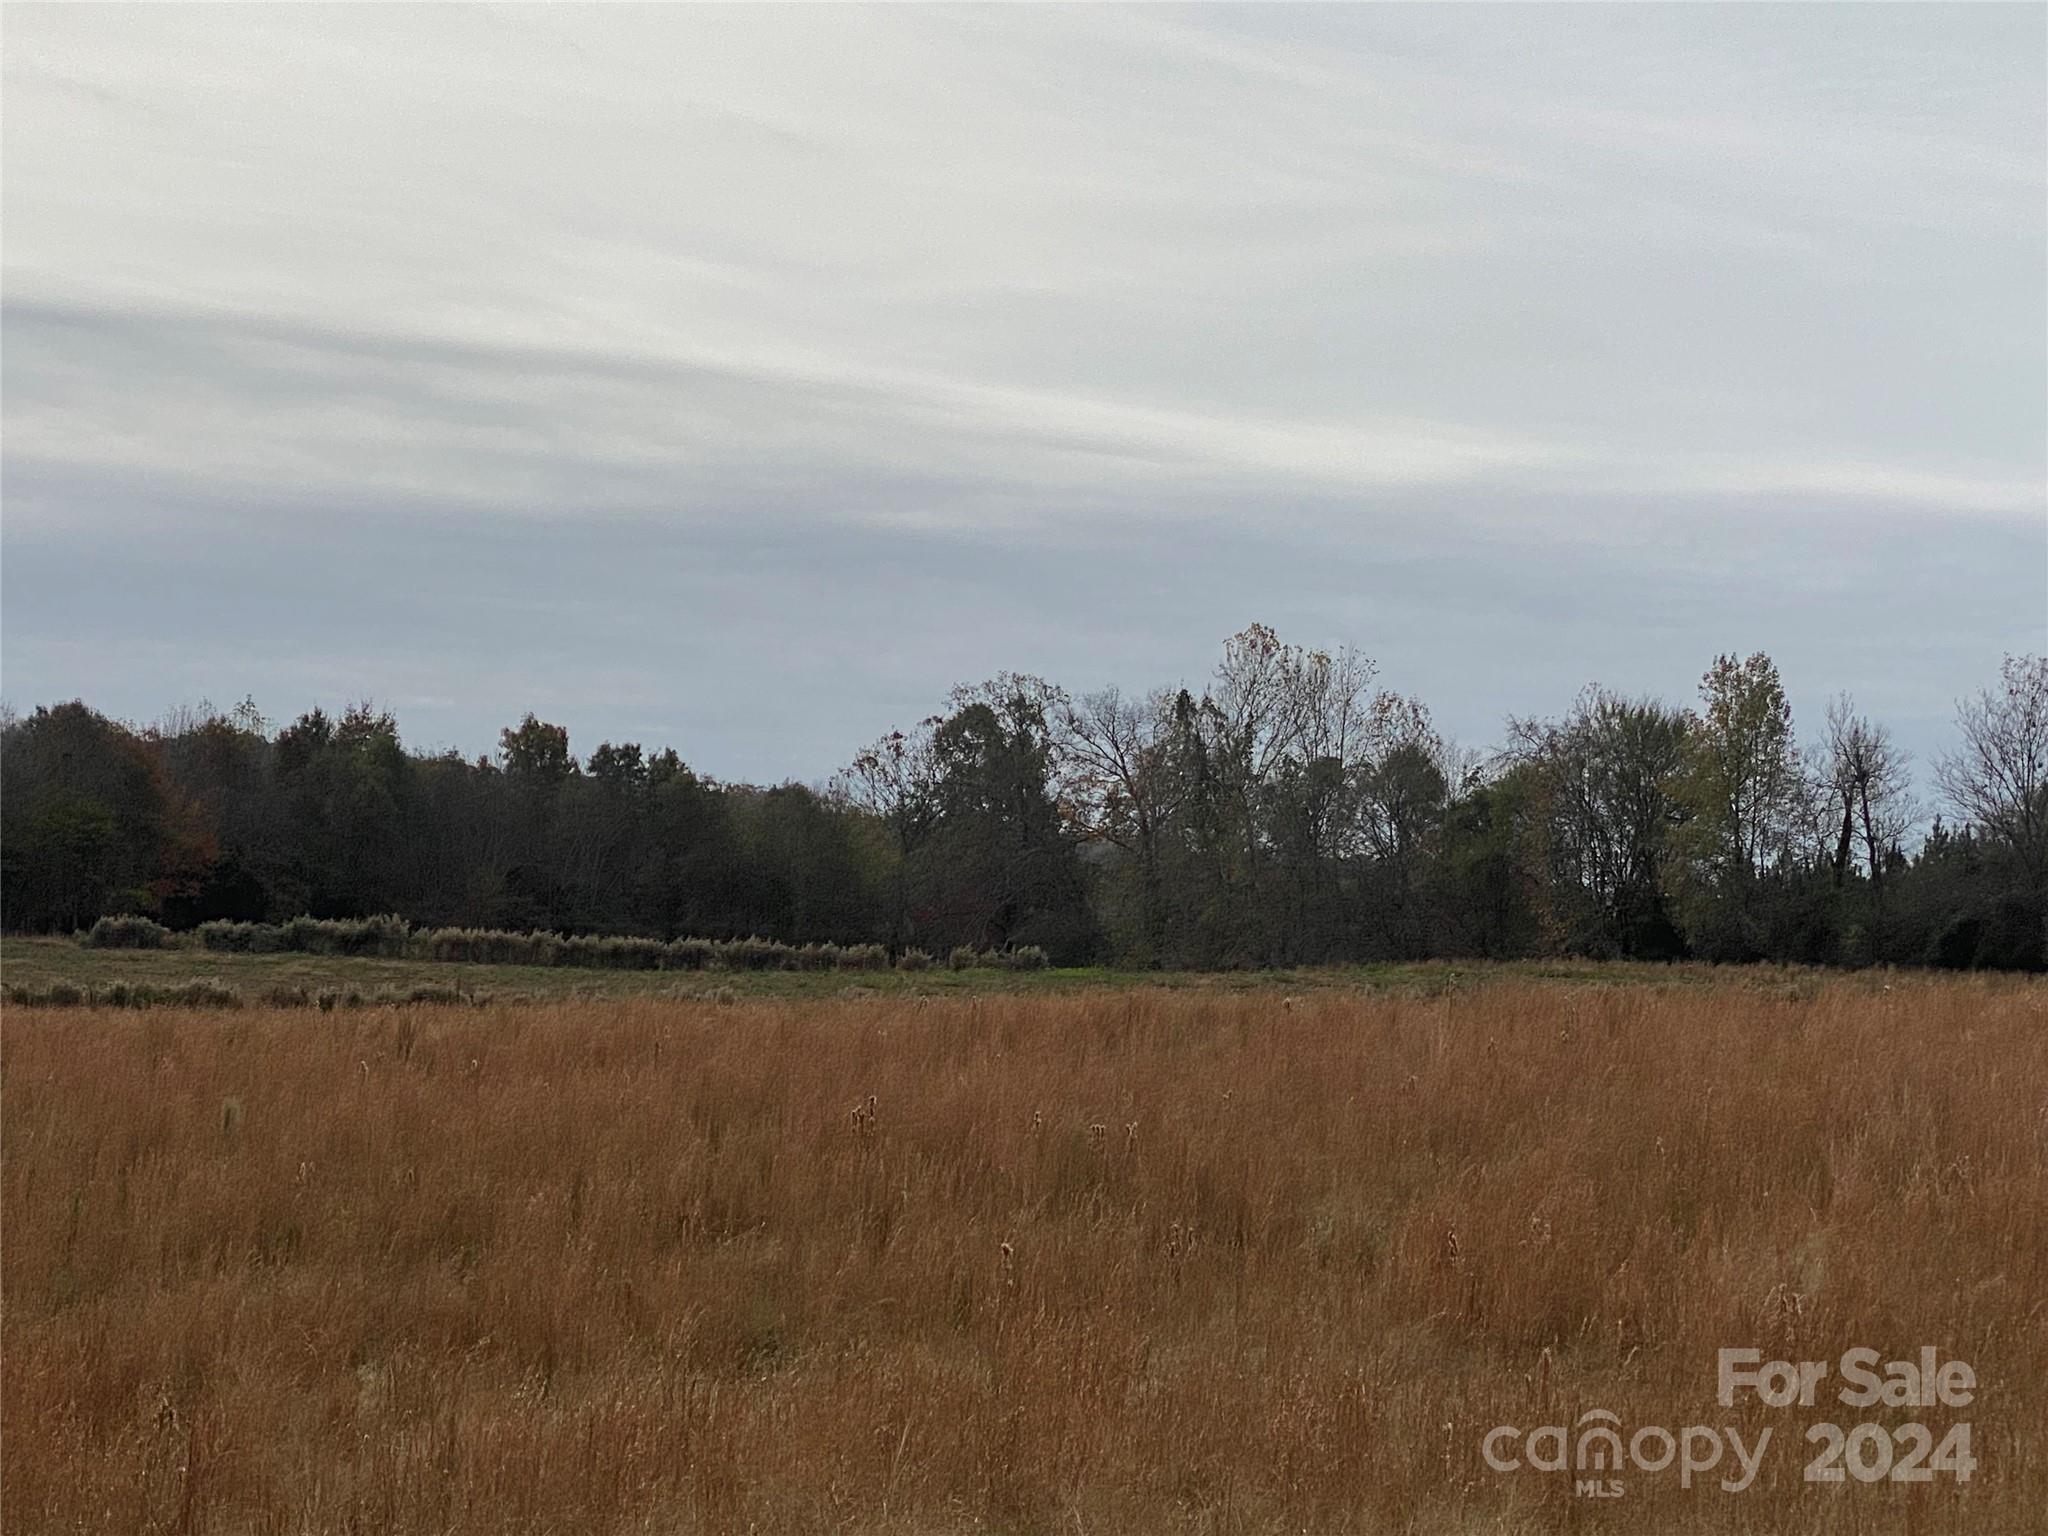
top-left (2, 3), bottom-right (2041, 777)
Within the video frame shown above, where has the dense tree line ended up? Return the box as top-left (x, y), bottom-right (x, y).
top-left (4, 633), bottom-right (2044, 971)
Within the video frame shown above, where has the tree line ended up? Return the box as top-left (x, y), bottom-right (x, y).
top-left (4, 630), bottom-right (2043, 971)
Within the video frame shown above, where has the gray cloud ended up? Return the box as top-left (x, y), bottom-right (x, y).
top-left (3, 3), bottom-right (2042, 781)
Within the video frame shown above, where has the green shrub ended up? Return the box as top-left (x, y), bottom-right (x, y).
top-left (836, 943), bottom-right (889, 972)
top-left (168, 979), bottom-right (244, 1009)
top-left (358, 914), bottom-right (412, 956)
top-left (530, 931), bottom-right (570, 966)
top-left (948, 946), bottom-right (981, 971)
top-left (438, 927), bottom-right (562, 966)
top-left (83, 915), bottom-right (170, 949)
top-left (663, 937), bottom-right (716, 971)
top-left (416, 926), bottom-right (483, 963)
top-left (280, 915), bottom-right (334, 954)
top-left (719, 936), bottom-right (794, 972)
top-left (523, 932), bottom-right (567, 966)
top-left (532, 933), bottom-right (658, 970)
top-left (194, 913), bottom-right (911, 979)
top-left (605, 936), bottom-right (666, 971)
top-left (404, 983), bottom-right (466, 1005)
top-left (278, 914), bottom-right (411, 957)
top-left (196, 920), bottom-right (287, 953)
top-left (793, 943), bottom-right (841, 971)
top-left (0, 978), bottom-right (253, 1009)
top-left (896, 947), bottom-right (932, 972)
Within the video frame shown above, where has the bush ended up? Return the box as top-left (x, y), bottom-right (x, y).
top-left (163, 979), bottom-right (245, 1009)
top-left (416, 926), bottom-right (468, 963)
top-left (553, 934), bottom-right (599, 969)
top-left (602, 936), bottom-right (668, 971)
top-left (1976, 895), bottom-right (2047, 972)
top-left (280, 915), bottom-right (335, 954)
top-left (0, 979), bottom-right (254, 1009)
top-left (403, 983), bottom-right (468, 1006)
top-left (662, 938), bottom-right (716, 971)
top-left (411, 923), bottom-right (578, 966)
top-left (196, 920), bottom-right (287, 953)
top-left (557, 933), bottom-right (659, 966)
top-left (83, 915), bottom-right (170, 950)
top-left (793, 943), bottom-right (841, 972)
top-left (464, 928), bottom-right (560, 966)
top-left (948, 946), bottom-right (981, 971)
top-left (994, 945), bottom-right (1051, 972)
top-left (191, 913), bottom-right (927, 979)
top-left (278, 914), bottom-right (412, 958)
top-left (357, 913), bottom-right (413, 956)
top-left (1929, 915), bottom-right (1983, 971)
top-left (719, 936), bottom-right (795, 972)
top-left (546, 934), bottom-right (666, 970)
top-left (83, 979), bottom-right (247, 1009)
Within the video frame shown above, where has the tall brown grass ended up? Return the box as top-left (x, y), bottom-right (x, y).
top-left (4, 977), bottom-right (2044, 1532)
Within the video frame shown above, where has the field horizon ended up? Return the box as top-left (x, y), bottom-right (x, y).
top-left (2, 932), bottom-right (1995, 1011)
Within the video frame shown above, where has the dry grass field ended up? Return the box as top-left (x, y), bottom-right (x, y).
top-left (4, 975), bottom-right (2045, 1533)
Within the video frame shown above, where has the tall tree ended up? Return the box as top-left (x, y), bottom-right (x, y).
top-left (1506, 688), bottom-right (1690, 957)
top-left (500, 715), bottom-right (574, 785)
top-left (1818, 694), bottom-right (1916, 893)
top-left (1354, 696), bottom-right (1454, 958)
top-left (1667, 654), bottom-right (1809, 958)
top-left (0, 703), bottom-right (176, 929)
top-left (834, 719), bottom-right (940, 953)
top-left (1937, 655), bottom-right (2048, 895)
top-left (1054, 686), bottom-right (1187, 965)
top-left (920, 675), bottom-right (1094, 959)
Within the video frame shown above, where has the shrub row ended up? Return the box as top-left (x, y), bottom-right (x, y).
top-left (413, 928), bottom-right (895, 972)
top-left (5, 979), bottom-right (487, 1011)
top-left (417, 929), bottom-right (673, 970)
top-left (83, 915), bottom-right (172, 950)
top-left (192, 915), bottom-right (413, 957)
top-left (188, 918), bottom-right (982, 974)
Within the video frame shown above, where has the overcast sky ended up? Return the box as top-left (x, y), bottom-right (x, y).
top-left (4, 3), bottom-right (2043, 783)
